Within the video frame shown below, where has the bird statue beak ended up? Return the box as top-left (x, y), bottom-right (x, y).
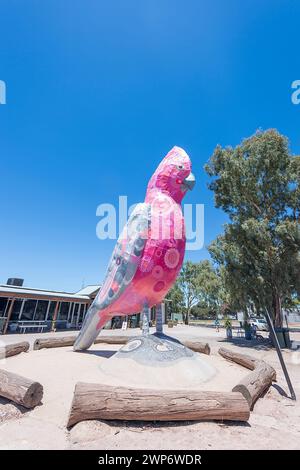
top-left (182, 172), bottom-right (196, 191)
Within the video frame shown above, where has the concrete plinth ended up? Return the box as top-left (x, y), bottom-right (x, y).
top-left (99, 333), bottom-right (217, 389)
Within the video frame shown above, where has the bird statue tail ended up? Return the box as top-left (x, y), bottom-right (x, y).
top-left (73, 303), bottom-right (109, 351)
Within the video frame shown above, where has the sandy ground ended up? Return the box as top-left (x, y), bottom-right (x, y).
top-left (0, 325), bottom-right (299, 450)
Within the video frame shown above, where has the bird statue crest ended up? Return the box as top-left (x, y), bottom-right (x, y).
top-left (74, 146), bottom-right (195, 351)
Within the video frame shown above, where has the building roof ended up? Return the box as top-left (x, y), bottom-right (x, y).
top-left (75, 285), bottom-right (101, 296)
top-left (0, 283), bottom-right (100, 301)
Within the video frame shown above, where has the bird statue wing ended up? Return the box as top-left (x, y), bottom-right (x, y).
top-left (74, 202), bottom-right (151, 350)
top-left (95, 202), bottom-right (151, 309)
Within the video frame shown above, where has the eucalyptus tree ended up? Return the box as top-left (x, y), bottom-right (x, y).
top-left (177, 260), bottom-right (223, 324)
top-left (206, 129), bottom-right (300, 327)
top-left (165, 281), bottom-right (185, 314)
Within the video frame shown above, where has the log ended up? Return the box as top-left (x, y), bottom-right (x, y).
top-left (0, 369), bottom-right (43, 408)
top-left (0, 341), bottom-right (30, 359)
top-left (96, 336), bottom-right (210, 354)
top-left (219, 347), bottom-right (258, 370)
top-left (218, 347), bottom-right (276, 409)
top-left (232, 362), bottom-right (276, 409)
top-left (67, 382), bottom-right (250, 427)
top-left (33, 335), bottom-right (77, 350)
top-left (182, 341), bottom-right (210, 355)
top-left (33, 335), bottom-right (129, 350)
top-left (34, 334), bottom-right (210, 355)
top-left (94, 336), bottom-right (129, 345)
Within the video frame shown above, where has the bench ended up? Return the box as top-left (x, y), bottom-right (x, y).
top-left (18, 321), bottom-right (47, 334)
top-left (233, 328), bottom-right (245, 338)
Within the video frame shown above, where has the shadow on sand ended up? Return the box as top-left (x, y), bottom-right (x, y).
top-left (0, 396), bottom-right (44, 418)
top-left (271, 383), bottom-right (291, 399)
top-left (217, 337), bottom-right (273, 351)
top-left (77, 349), bottom-right (117, 359)
top-left (90, 418), bottom-right (251, 430)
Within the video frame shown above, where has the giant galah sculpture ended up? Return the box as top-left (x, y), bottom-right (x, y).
top-left (74, 146), bottom-right (195, 351)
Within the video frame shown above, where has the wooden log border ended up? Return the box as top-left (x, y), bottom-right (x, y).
top-left (67, 347), bottom-right (276, 427)
top-left (67, 383), bottom-right (250, 427)
top-left (33, 335), bottom-right (77, 350)
top-left (33, 335), bottom-right (210, 355)
top-left (0, 368), bottom-right (43, 409)
top-left (0, 342), bottom-right (276, 418)
top-left (0, 341), bottom-right (30, 359)
top-left (218, 347), bottom-right (276, 409)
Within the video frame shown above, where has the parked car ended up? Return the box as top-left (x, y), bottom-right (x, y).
top-left (251, 318), bottom-right (268, 331)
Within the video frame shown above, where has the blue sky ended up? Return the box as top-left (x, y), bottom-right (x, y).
top-left (0, 0), bottom-right (299, 291)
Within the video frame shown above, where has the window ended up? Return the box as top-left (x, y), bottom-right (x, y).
top-left (11, 300), bottom-right (23, 321)
top-left (34, 300), bottom-right (49, 320)
top-left (78, 304), bottom-right (86, 323)
top-left (47, 301), bottom-right (57, 321)
top-left (72, 304), bottom-right (80, 324)
top-left (0, 298), bottom-right (8, 317)
top-left (21, 299), bottom-right (37, 320)
top-left (58, 302), bottom-right (70, 321)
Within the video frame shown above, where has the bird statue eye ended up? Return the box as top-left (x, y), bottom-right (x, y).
top-left (176, 164), bottom-right (184, 170)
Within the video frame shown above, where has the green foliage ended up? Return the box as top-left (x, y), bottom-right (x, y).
top-left (165, 281), bottom-right (184, 313)
top-left (190, 302), bottom-right (215, 319)
top-left (223, 316), bottom-right (232, 329)
top-left (282, 295), bottom-right (300, 310)
top-left (177, 260), bottom-right (224, 324)
top-left (205, 129), bottom-right (300, 327)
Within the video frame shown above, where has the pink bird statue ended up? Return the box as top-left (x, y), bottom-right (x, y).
top-left (74, 146), bottom-right (195, 350)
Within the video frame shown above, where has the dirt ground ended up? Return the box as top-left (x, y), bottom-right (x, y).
top-left (0, 325), bottom-right (299, 450)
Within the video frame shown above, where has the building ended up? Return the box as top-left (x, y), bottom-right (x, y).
top-left (0, 280), bottom-right (100, 334)
top-left (0, 277), bottom-right (168, 334)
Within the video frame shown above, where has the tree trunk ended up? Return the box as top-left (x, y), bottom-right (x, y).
top-left (273, 291), bottom-right (283, 328)
top-left (184, 307), bottom-right (191, 325)
top-left (0, 369), bottom-right (43, 408)
top-left (67, 383), bottom-right (250, 427)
